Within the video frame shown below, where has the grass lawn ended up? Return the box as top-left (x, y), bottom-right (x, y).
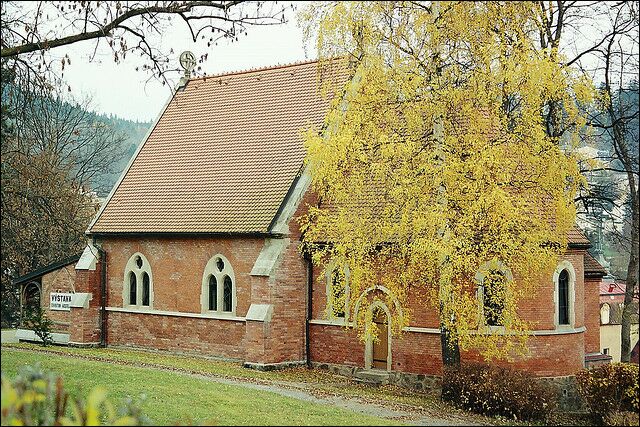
top-left (1, 348), bottom-right (399, 426)
top-left (1, 343), bottom-right (443, 409)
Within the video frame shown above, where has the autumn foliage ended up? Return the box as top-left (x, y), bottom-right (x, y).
top-left (300, 2), bottom-right (593, 360)
top-left (1, 364), bottom-right (150, 426)
top-left (576, 363), bottom-right (640, 424)
top-left (442, 363), bottom-right (556, 421)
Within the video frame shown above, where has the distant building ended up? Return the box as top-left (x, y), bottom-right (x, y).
top-left (599, 278), bottom-right (640, 362)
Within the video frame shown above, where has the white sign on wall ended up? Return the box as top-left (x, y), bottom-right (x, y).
top-left (50, 292), bottom-right (73, 311)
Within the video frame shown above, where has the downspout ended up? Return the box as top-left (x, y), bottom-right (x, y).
top-left (304, 251), bottom-right (313, 368)
top-left (95, 244), bottom-right (107, 348)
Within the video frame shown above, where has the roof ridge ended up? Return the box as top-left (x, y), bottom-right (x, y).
top-left (189, 58), bottom-right (322, 82)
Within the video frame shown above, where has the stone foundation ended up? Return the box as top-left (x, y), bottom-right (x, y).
top-left (15, 329), bottom-right (69, 345)
top-left (311, 362), bottom-right (585, 411)
top-left (243, 360), bottom-right (306, 371)
top-left (68, 342), bottom-right (101, 348)
top-left (540, 376), bottom-right (585, 412)
top-left (311, 362), bottom-right (441, 391)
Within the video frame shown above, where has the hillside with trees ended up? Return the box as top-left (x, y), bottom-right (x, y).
top-left (88, 112), bottom-right (152, 196)
top-left (1, 79), bottom-right (150, 327)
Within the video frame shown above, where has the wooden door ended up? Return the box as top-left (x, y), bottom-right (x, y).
top-left (372, 308), bottom-right (389, 370)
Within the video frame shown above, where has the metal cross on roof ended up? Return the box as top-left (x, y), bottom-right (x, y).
top-left (180, 51), bottom-right (196, 76)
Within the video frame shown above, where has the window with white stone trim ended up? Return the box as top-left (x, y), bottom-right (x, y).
top-left (558, 269), bottom-right (570, 325)
top-left (326, 264), bottom-right (350, 320)
top-left (553, 260), bottom-right (576, 328)
top-left (123, 253), bottom-right (153, 309)
top-left (475, 260), bottom-right (513, 328)
top-left (600, 303), bottom-right (610, 325)
top-left (201, 254), bottom-right (236, 315)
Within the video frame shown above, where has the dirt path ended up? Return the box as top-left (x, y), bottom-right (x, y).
top-left (2, 346), bottom-right (478, 426)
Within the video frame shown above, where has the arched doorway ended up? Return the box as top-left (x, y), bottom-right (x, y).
top-left (372, 307), bottom-right (389, 369)
top-left (365, 303), bottom-right (391, 371)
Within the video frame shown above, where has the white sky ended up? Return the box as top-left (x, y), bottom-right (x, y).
top-left (36, 2), bottom-right (634, 123)
top-left (62, 13), bottom-right (311, 122)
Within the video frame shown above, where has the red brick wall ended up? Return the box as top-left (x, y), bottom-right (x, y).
top-left (515, 251), bottom-right (585, 330)
top-left (98, 236), bottom-right (263, 357)
top-left (266, 208), bottom-right (311, 363)
top-left (41, 265), bottom-right (76, 333)
top-left (240, 188), bottom-right (314, 364)
top-left (392, 331), bottom-right (444, 374)
top-left (98, 231), bottom-right (310, 364)
top-left (107, 311), bottom-right (246, 358)
top-left (310, 324), bottom-right (364, 367)
top-left (584, 276), bottom-right (602, 354)
top-left (89, 192), bottom-right (590, 376)
top-left (310, 262), bottom-right (441, 328)
top-left (100, 236), bottom-right (263, 314)
top-left (69, 262), bottom-right (103, 345)
top-left (33, 259), bottom-right (102, 344)
top-left (308, 248), bottom-right (589, 377)
top-left (311, 324), bottom-right (585, 376)
top-left (461, 332), bottom-right (585, 377)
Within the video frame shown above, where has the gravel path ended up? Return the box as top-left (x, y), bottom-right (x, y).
top-left (2, 346), bottom-right (478, 426)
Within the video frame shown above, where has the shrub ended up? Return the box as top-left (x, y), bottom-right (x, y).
top-left (1, 363), bottom-right (151, 426)
top-left (575, 362), bottom-right (639, 423)
top-left (1, 363), bottom-right (60, 425)
top-left (22, 306), bottom-right (54, 346)
top-left (442, 363), bottom-right (556, 421)
top-left (604, 410), bottom-right (640, 427)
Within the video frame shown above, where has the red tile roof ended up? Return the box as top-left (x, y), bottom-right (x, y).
top-left (584, 252), bottom-right (607, 276)
top-left (567, 227), bottom-right (591, 246)
top-left (600, 281), bottom-right (626, 296)
top-left (88, 58), bottom-right (598, 243)
top-left (90, 60), bottom-right (344, 234)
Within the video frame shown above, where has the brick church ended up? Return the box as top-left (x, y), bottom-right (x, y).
top-left (14, 60), bottom-right (609, 388)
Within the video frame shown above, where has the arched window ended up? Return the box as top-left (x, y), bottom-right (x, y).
top-left (326, 264), bottom-right (350, 320)
top-left (482, 270), bottom-right (506, 326)
top-left (553, 261), bottom-right (576, 328)
top-left (223, 276), bottom-right (233, 312)
top-left (475, 260), bottom-right (512, 328)
top-left (142, 272), bottom-right (150, 307)
top-left (123, 253), bottom-right (153, 309)
top-left (558, 269), bottom-right (570, 325)
top-left (600, 303), bottom-right (610, 325)
top-left (23, 282), bottom-right (41, 310)
top-left (208, 275), bottom-right (217, 311)
top-left (201, 254), bottom-right (235, 315)
top-left (128, 272), bottom-right (137, 305)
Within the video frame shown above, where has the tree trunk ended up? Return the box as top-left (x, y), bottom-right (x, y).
top-left (612, 94), bottom-right (639, 362)
top-left (620, 195), bottom-right (639, 362)
top-left (440, 301), bottom-right (461, 367)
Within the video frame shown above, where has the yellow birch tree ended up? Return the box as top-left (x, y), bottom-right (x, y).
top-left (299, 1), bottom-right (594, 363)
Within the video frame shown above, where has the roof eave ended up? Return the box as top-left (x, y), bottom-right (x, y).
top-left (585, 271), bottom-right (607, 279)
top-left (12, 254), bottom-right (82, 286)
top-left (568, 242), bottom-right (592, 250)
top-left (89, 231), bottom-right (279, 238)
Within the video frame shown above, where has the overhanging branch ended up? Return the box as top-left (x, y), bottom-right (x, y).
top-left (1, 1), bottom-right (244, 58)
